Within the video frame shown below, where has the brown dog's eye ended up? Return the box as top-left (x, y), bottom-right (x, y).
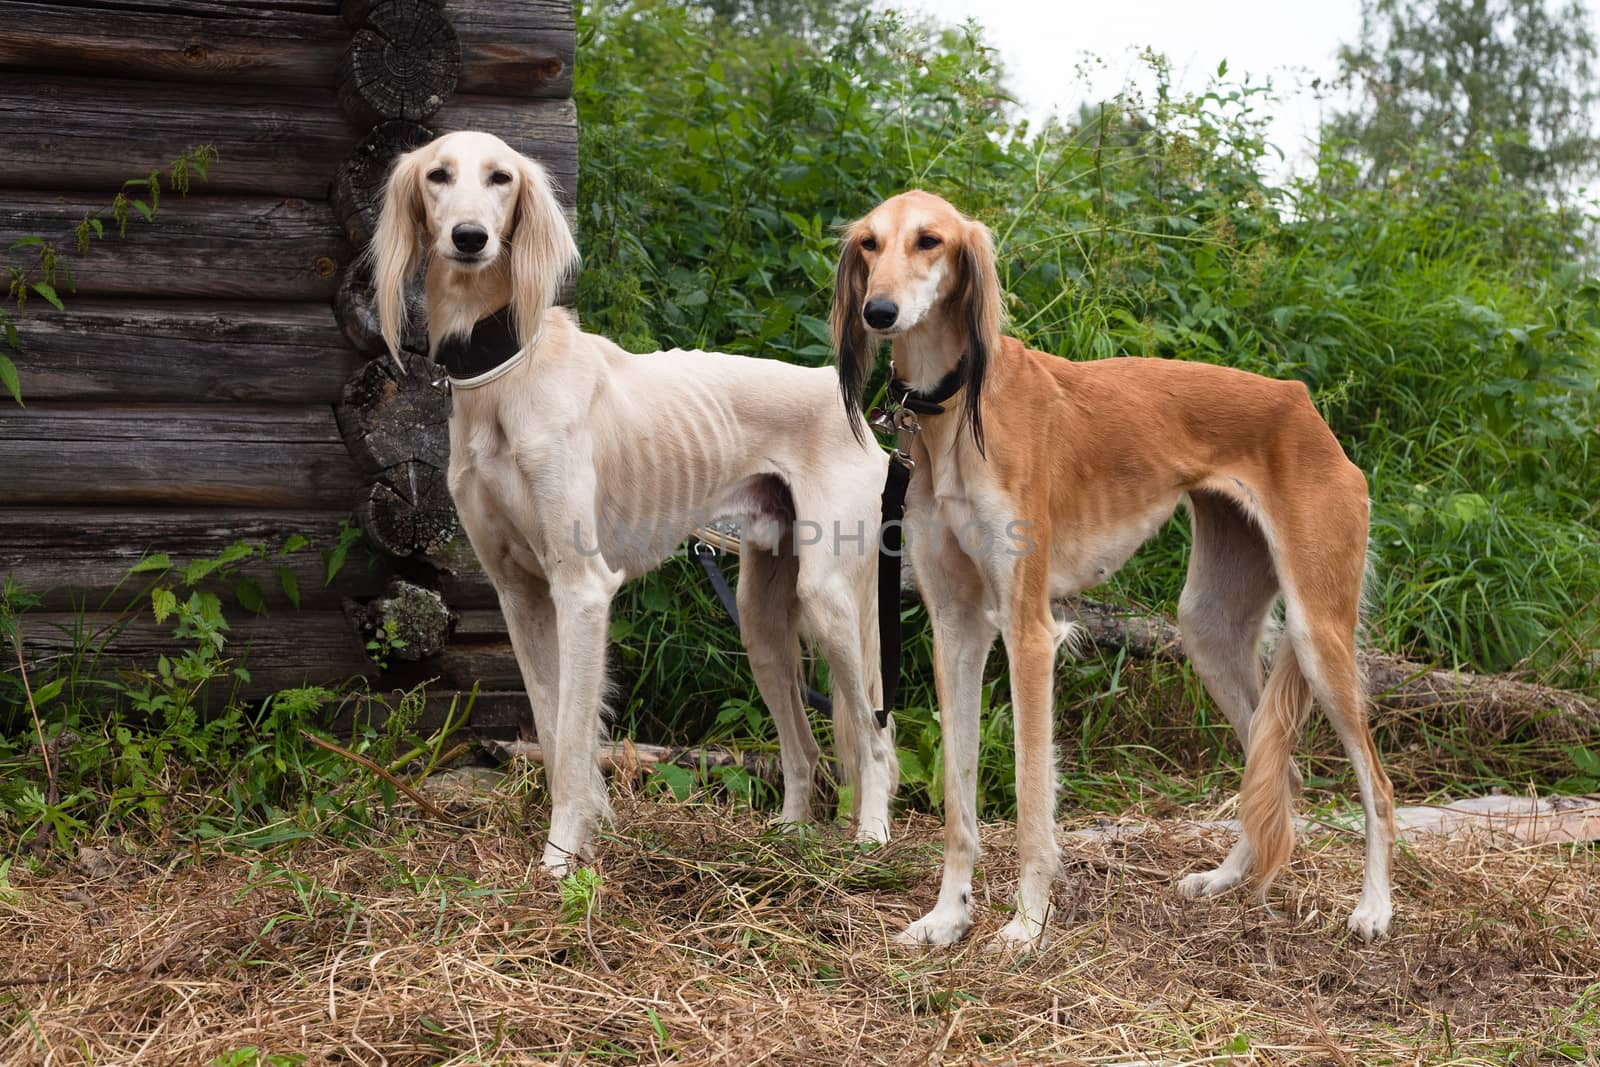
top-left (917, 233), bottom-right (942, 250)
top-left (490, 171), bottom-right (513, 186)
top-left (860, 236), bottom-right (878, 252)
top-left (426, 167), bottom-right (450, 184)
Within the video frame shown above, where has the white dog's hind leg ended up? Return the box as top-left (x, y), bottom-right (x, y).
top-left (801, 571), bottom-right (894, 844)
top-left (737, 540), bottom-right (819, 825)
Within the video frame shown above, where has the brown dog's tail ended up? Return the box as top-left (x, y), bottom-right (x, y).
top-left (1239, 637), bottom-right (1315, 893)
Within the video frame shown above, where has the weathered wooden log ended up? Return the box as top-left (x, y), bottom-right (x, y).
top-left (336, 351), bottom-right (450, 475)
top-left (331, 120), bottom-right (436, 248)
top-left (0, 74), bottom-right (355, 198)
top-left (0, 403), bottom-right (363, 508)
top-left (337, 0), bottom-right (461, 128)
top-left (0, 195), bottom-right (347, 302)
top-left (16, 610), bottom-right (370, 699)
top-left (357, 461), bottom-right (459, 559)
top-left (347, 579), bottom-right (455, 662)
top-left (348, 0), bottom-right (574, 98)
top-left (325, 689), bottom-right (530, 740)
top-left (0, 1), bottom-right (573, 98)
top-left (342, 0), bottom-right (442, 28)
top-left (0, 508), bottom-right (381, 613)
top-left (438, 638), bottom-right (523, 690)
top-left (5, 300), bottom-right (359, 403)
top-left (0, 77), bottom-right (575, 201)
top-left (1064, 599), bottom-right (1600, 735)
top-left (0, 3), bottom-right (347, 89)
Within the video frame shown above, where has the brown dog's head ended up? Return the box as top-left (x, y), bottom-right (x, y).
top-left (830, 191), bottom-right (1001, 451)
top-left (369, 130), bottom-right (578, 363)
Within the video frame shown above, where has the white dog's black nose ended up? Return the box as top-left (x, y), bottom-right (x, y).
top-left (863, 298), bottom-right (898, 330)
top-left (452, 223), bottom-right (489, 255)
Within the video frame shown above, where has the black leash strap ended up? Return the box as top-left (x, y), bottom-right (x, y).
top-left (865, 358), bottom-right (965, 729)
top-left (874, 452), bottom-right (913, 729)
top-left (692, 541), bottom-right (833, 716)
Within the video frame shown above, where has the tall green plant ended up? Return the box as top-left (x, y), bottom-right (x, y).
top-left (575, 0), bottom-right (1599, 745)
top-left (1, 145), bottom-right (218, 405)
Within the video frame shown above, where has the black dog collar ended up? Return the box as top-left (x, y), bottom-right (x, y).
top-left (887, 356), bottom-right (967, 414)
top-left (434, 305), bottom-right (526, 383)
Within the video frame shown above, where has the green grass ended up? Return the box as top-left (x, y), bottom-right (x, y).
top-left (576, 1), bottom-right (1600, 704)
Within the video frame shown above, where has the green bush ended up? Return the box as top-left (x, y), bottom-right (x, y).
top-left (577, 2), bottom-right (1598, 749)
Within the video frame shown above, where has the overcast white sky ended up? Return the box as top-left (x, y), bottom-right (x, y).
top-left (902, 0), bottom-right (1600, 178)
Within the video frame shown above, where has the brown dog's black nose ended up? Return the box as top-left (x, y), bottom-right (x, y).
top-left (452, 223), bottom-right (489, 255)
top-left (863, 298), bottom-right (898, 330)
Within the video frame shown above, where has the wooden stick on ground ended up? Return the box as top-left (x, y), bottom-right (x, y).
top-left (300, 730), bottom-right (451, 822)
top-left (698, 526), bottom-right (1598, 732)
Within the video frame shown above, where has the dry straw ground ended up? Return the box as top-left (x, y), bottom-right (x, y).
top-left (4, 769), bottom-right (1598, 1067)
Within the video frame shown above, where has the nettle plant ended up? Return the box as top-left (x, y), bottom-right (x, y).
top-left (1, 144), bottom-right (218, 405)
top-left (0, 524), bottom-right (439, 851)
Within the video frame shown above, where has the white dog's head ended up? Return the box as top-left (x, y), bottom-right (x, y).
top-left (370, 130), bottom-right (578, 361)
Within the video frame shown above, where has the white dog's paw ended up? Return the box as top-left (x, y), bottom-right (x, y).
top-left (541, 840), bottom-right (583, 879)
top-left (854, 819), bottom-right (891, 846)
top-left (1346, 896), bottom-right (1393, 942)
top-left (895, 906), bottom-right (972, 947)
top-left (985, 916), bottom-right (1048, 954)
top-left (1177, 866), bottom-right (1244, 900)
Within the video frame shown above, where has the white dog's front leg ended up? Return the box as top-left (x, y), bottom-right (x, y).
top-left (542, 565), bottom-right (621, 876)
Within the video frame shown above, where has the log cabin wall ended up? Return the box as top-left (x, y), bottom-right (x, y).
top-left (0, 0), bottom-right (576, 733)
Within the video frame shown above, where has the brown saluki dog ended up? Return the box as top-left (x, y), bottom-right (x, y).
top-left (832, 190), bottom-right (1395, 950)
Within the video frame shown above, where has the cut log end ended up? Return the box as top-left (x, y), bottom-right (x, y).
top-left (331, 120), bottom-right (436, 248)
top-left (337, 0), bottom-right (461, 128)
top-left (347, 579), bottom-right (455, 662)
top-left (342, 0), bottom-right (445, 29)
top-left (335, 351), bottom-right (450, 475)
top-left (357, 461), bottom-right (459, 559)
top-left (335, 259), bottom-right (427, 358)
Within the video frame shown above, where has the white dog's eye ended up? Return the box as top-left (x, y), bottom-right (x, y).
top-left (426, 167), bottom-right (450, 184)
top-left (490, 171), bottom-right (513, 186)
top-left (916, 233), bottom-right (942, 250)
top-left (860, 235), bottom-right (878, 252)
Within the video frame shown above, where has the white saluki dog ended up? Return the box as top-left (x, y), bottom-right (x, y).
top-left (371, 131), bottom-right (896, 873)
top-left (831, 190), bottom-right (1395, 950)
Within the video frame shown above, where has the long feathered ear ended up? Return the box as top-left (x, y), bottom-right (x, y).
top-left (510, 154), bottom-right (580, 350)
top-left (957, 217), bottom-right (1003, 455)
top-left (371, 146), bottom-right (427, 369)
top-left (829, 220), bottom-right (873, 444)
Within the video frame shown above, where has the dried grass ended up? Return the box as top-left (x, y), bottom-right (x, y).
top-left (3, 776), bottom-right (1598, 1066)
